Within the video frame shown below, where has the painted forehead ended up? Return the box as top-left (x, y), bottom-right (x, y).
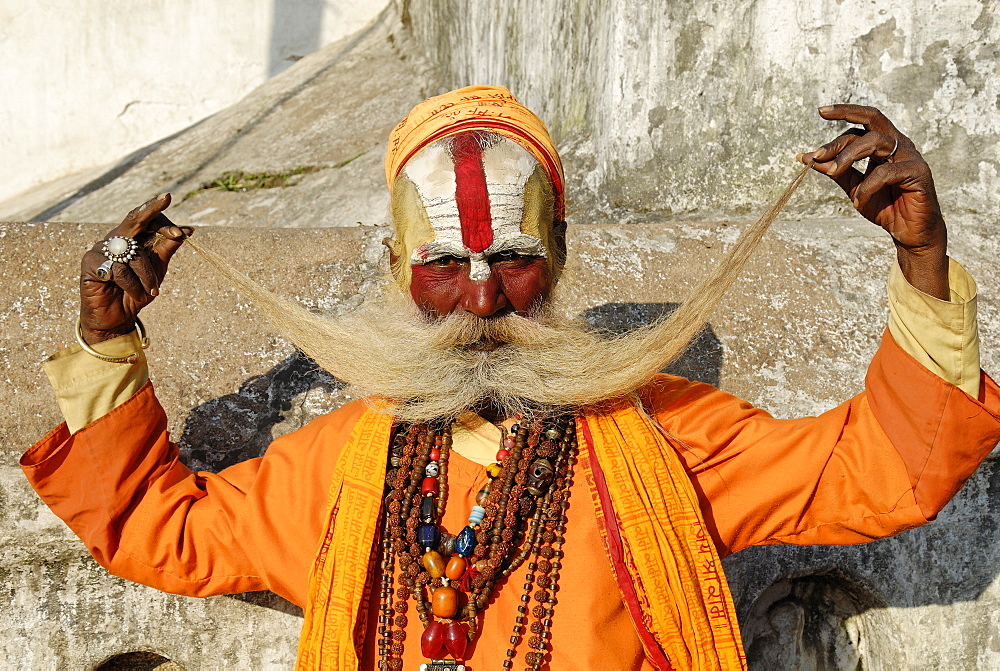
top-left (400, 133), bottom-right (550, 280)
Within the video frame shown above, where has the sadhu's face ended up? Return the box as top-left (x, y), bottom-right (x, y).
top-left (387, 132), bottom-right (563, 318)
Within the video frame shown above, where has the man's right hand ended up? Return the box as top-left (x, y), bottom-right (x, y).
top-left (79, 193), bottom-right (191, 345)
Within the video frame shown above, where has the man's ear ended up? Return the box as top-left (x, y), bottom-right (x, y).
top-left (383, 237), bottom-right (403, 280)
top-left (551, 220), bottom-right (568, 269)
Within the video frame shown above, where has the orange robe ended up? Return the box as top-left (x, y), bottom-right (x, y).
top-left (22, 332), bottom-right (1000, 669)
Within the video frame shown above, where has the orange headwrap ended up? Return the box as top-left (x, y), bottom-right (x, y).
top-left (385, 85), bottom-right (565, 219)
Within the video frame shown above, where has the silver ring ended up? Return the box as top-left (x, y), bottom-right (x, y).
top-left (886, 137), bottom-right (899, 161)
top-left (96, 259), bottom-right (115, 281)
top-left (102, 235), bottom-right (139, 264)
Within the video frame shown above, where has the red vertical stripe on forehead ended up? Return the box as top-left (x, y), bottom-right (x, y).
top-left (451, 133), bottom-right (493, 253)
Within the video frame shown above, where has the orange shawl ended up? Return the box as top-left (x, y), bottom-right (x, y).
top-left (296, 399), bottom-right (745, 670)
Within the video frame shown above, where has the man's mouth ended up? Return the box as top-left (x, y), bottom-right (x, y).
top-left (464, 338), bottom-right (503, 352)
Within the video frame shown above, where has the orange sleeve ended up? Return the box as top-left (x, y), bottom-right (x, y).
top-left (20, 382), bottom-right (367, 606)
top-left (639, 331), bottom-right (1000, 556)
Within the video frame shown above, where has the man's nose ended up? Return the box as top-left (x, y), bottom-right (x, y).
top-left (459, 272), bottom-right (508, 317)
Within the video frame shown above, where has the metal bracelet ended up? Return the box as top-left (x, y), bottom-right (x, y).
top-left (74, 317), bottom-right (150, 364)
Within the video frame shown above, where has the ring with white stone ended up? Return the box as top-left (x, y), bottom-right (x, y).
top-left (95, 259), bottom-right (115, 281)
top-left (102, 235), bottom-right (139, 264)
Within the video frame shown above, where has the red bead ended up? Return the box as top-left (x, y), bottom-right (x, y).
top-left (430, 447), bottom-right (441, 462)
top-left (496, 448), bottom-right (510, 461)
top-left (444, 621), bottom-right (469, 659)
top-left (421, 621), bottom-right (446, 658)
top-left (421, 476), bottom-right (438, 495)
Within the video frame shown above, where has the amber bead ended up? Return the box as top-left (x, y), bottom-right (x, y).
top-left (486, 463), bottom-right (502, 478)
top-left (445, 556), bottom-right (467, 580)
top-left (431, 585), bottom-right (459, 618)
top-left (422, 550), bottom-right (446, 578)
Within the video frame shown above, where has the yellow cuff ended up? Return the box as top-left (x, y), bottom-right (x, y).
top-left (42, 331), bottom-right (150, 433)
top-left (887, 257), bottom-right (980, 397)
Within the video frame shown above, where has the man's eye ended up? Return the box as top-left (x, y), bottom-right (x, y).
top-left (489, 251), bottom-right (535, 264)
top-left (427, 255), bottom-right (465, 267)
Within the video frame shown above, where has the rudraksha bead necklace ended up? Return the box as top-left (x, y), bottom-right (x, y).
top-left (378, 414), bottom-right (577, 671)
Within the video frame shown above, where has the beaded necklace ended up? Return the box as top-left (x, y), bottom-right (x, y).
top-left (378, 414), bottom-right (577, 671)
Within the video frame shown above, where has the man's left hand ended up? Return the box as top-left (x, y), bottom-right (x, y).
top-left (800, 104), bottom-right (949, 300)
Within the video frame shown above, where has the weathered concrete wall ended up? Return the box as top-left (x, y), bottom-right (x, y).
top-left (0, 0), bottom-right (390, 209)
top-left (0, 6), bottom-right (427, 229)
top-left (2, 216), bottom-right (997, 667)
top-left (408, 0), bottom-right (1000, 228)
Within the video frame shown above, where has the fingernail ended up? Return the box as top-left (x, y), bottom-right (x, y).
top-left (180, 226), bottom-right (194, 237)
top-left (818, 105), bottom-right (834, 114)
top-left (151, 287), bottom-right (160, 297)
top-left (158, 193), bottom-right (169, 200)
top-left (795, 153), bottom-right (805, 163)
top-left (852, 198), bottom-right (860, 208)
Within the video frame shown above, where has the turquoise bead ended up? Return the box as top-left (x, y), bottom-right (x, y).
top-left (468, 505), bottom-right (486, 526)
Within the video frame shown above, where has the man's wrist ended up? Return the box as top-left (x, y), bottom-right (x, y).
top-left (896, 245), bottom-right (949, 300)
top-left (79, 318), bottom-right (136, 345)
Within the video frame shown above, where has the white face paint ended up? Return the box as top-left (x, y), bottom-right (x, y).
top-left (402, 135), bottom-right (547, 282)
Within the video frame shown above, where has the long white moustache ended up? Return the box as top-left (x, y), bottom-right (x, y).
top-left (183, 164), bottom-right (812, 422)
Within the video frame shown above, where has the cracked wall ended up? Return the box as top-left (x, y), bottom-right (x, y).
top-left (408, 0), bottom-right (1000, 229)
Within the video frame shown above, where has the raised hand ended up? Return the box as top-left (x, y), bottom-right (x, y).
top-left (800, 105), bottom-right (949, 300)
top-left (79, 194), bottom-right (191, 344)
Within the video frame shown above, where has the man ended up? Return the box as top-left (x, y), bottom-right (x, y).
top-left (23, 86), bottom-right (1000, 670)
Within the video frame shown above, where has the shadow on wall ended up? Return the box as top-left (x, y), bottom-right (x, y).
top-left (581, 302), bottom-right (723, 387)
top-left (96, 651), bottom-right (182, 670)
top-left (178, 349), bottom-right (342, 473)
top-left (269, 0), bottom-right (325, 76)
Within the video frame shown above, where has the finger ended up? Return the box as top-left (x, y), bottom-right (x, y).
top-left (82, 248), bottom-right (112, 279)
top-left (817, 104), bottom-right (900, 137)
top-left (826, 132), bottom-right (898, 177)
top-left (145, 214), bottom-right (193, 276)
top-left (800, 130), bottom-right (865, 196)
top-left (116, 193), bottom-right (172, 238)
top-left (128, 254), bottom-right (161, 297)
top-left (144, 211), bottom-right (186, 239)
top-left (802, 128), bottom-right (865, 164)
top-left (111, 262), bottom-right (151, 303)
top-left (852, 160), bottom-right (924, 210)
